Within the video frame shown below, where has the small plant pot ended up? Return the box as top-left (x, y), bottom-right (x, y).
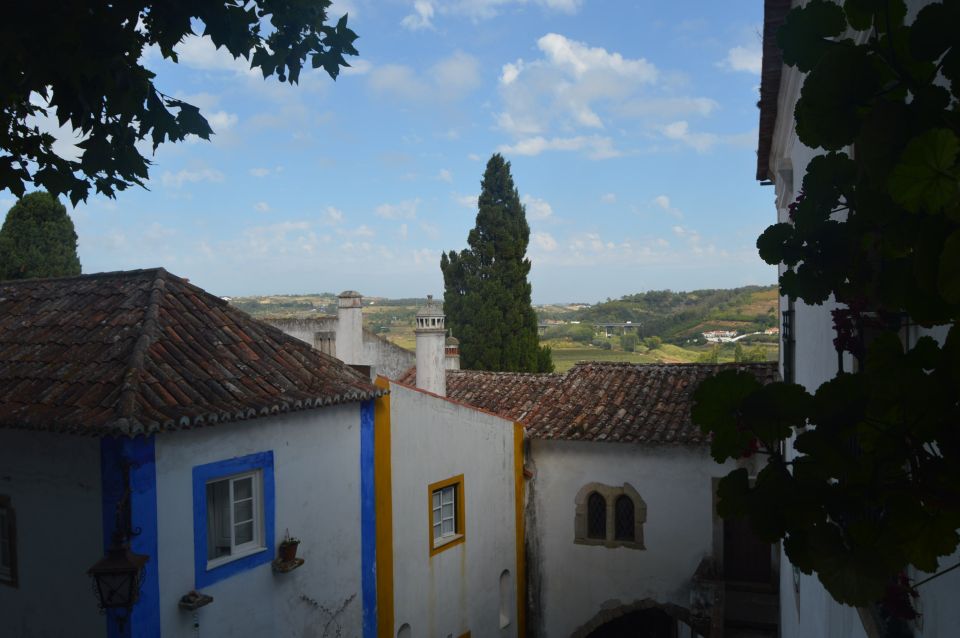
top-left (278, 541), bottom-right (300, 562)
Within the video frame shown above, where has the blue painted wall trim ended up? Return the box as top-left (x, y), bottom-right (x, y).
top-left (100, 436), bottom-right (161, 638)
top-left (360, 400), bottom-right (377, 638)
top-left (192, 451), bottom-right (276, 588)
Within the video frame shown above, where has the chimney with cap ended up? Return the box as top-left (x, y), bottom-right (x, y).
top-left (415, 295), bottom-right (446, 396)
top-left (336, 290), bottom-right (364, 365)
top-left (445, 335), bottom-right (460, 371)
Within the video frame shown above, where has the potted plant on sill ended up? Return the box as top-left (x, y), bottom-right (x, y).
top-left (278, 531), bottom-right (300, 562)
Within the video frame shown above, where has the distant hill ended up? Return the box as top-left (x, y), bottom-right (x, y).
top-left (228, 285), bottom-right (779, 347)
top-left (538, 285), bottom-right (778, 344)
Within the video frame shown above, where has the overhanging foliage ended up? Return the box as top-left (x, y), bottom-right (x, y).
top-left (693, 0), bottom-right (960, 615)
top-left (0, 1), bottom-right (358, 205)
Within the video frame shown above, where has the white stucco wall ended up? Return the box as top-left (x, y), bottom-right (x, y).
top-left (266, 317), bottom-right (415, 379)
top-left (153, 403), bottom-right (363, 638)
top-left (0, 429), bottom-right (105, 638)
top-left (528, 440), bottom-right (739, 638)
top-left (388, 382), bottom-right (519, 638)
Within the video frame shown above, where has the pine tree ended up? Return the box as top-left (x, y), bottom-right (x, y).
top-left (0, 192), bottom-right (81, 280)
top-left (441, 154), bottom-right (553, 372)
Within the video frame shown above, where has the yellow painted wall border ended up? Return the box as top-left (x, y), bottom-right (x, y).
top-left (374, 377), bottom-right (394, 638)
top-left (514, 422), bottom-right (527, 638)
top-left (428, 474), bottom-right (466, 556)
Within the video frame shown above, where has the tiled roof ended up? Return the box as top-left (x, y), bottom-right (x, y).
top-left (756, 0), bottom-right (792, 181)
top-left (397, 362), bottom-right (778, 444)
top-left (0, 268), bottom-right (383, 436)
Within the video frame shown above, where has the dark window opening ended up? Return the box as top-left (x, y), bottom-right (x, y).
top-left (614, 495), bottom-right (635, 541)
top-left (587, 492), bottom-right (606, 539)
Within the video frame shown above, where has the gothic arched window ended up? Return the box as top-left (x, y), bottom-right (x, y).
top-left (614, 495), bottom-right (635, 541)
top-left (587, 492), bottom-right (606, 539)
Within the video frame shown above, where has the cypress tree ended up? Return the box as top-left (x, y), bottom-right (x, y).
top-left (0, 192), bottom-right (81, 280)
top-left (440, 154), bottom-right (553, 372)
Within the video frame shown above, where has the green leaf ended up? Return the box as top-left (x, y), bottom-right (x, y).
top-left (888, 129), bottom-right (960, 213)
top-left (794, 46), bottom-right (880, 150)
top-left (757, 223), bottom-right (797, 265)
top-left (778, 0), bottom-right (847, 73)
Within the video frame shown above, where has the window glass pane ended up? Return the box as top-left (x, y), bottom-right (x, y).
top-left (441, 487), bottom-right (454, 505)
top-left (442, 518), bottom-right (454, 535)
top-left (433, 523), bottom-right (441, 540)
top-left (614, 495), bottom-right (635, 541)
top-left (235, 520), bottom-right (254, 545)
top-left (433, 509), bottom-right (441, 525)
top-left (234, 499), bottom-right (253, 524)
top-left (587, 492), bottom-right (606, 539)
top-left (432, 492), bottom-right (440, 509)
top-left (441, 503), bottom-right (454, 519)
top-left (234, 477), bottom-right (253, 500)
top-left (207, 480), bottom-right (231, 559)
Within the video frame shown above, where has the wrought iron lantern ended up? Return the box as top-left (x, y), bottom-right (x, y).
top-left (88, 536), bottom-right (148, 611)
top-left (88, 467), bottom-right (149, 633)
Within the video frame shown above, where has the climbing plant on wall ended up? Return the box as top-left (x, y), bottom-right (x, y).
top-left (692, 0), bottom-right (960, 617)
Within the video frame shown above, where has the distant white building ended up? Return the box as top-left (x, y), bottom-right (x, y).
top-left (264, 290), bottom-right (416, 379)
top-left (401, 361), bottom-right (779, 637)
top-left (702, 330), bottom-right (738, 343)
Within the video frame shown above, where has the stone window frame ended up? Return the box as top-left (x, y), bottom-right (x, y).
top-left (574, 483), bottom-right (646, 550)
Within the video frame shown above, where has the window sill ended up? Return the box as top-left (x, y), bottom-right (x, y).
top-left (574, 537), bottom-right (645, 550)
top-left (206, 545), bottom-right (268, 571)
top-left (430, 532), bottom-right (465, 556)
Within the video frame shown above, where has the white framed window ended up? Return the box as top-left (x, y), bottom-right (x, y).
top-left (206, 470), bottom-right (264, 567)
top-left (428, 475), bottom-right (465, 555)
top-left (0, 495), bottom-right (16, 587)
top-left (433, 485), bottom-right (457, 541)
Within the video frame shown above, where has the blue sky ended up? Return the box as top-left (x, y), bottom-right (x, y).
top-left (10, 0), bottom-right (777, 303)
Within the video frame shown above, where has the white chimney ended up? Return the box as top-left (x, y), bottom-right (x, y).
top-left (336, 290), bottom-right (363, 365)
top-left (415, 295), bottom-right (446, 396)
top-left (445, 335), bottom-right (460, 371)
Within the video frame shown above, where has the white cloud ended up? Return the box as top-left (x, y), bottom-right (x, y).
top-left (501, 60), bottom-right (523, 85)
top-left (376, 199), bottom-right (420, 219)
top-left (722, 45), bottom-right (762, 74)
top-left (537, 33), bottom-right (657, 81)
top-left (455, 193), bottom-right (478, 208)
top-left (323, 206), bottom-right (344, 225)
top-left (653, 194), bottom-right (683, 219)
top-left (342, 58), bottom-right (373, 76)
top-left (249, 166), bottom-right (283, 178)
top-left (601, 193), bottom-right (616, 204)
top-left (437, 168), bottom-right (453, 183)
top-left (254, 201), bottom-right (271, 213)
top-left (401, 0), bottom-right (435, 30)
top-left (175, 36), bottom-right (255, 76)
top-left (496, 33), bottom-right (658, 135)
top-left (522, 195), bottom-right (554, 220)
top-left (369, 51), bottom-right (480, 103)
top-left (467, 153), bottom-right (483, 161)
top-left (160, 168), bottom-right (225, 189)
top-left (661, 120), bottom-right (718, 153)
top-left (532, 231), bottom-right (558, 252)
top-left (615, 97), bottom-right (718, 118)
top-left (498, 135), bottom-right (620, 159)
top-left (208, 111), bottom-right (239, 132)
top-left (419, 221), bottom-right (441, 240)
top-left (495, 33), bottom-right (720, 159)
top-left (399, 223), bottom-right (409, 240)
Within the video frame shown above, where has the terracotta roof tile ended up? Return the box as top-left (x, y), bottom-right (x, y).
top-left (0, 268), bottom-right (383, 436)
top-left (399, 361), bottom-right (778, 445)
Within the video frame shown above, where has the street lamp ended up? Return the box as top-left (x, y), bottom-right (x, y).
top-left (88, 467), bottom-right (149, 634)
